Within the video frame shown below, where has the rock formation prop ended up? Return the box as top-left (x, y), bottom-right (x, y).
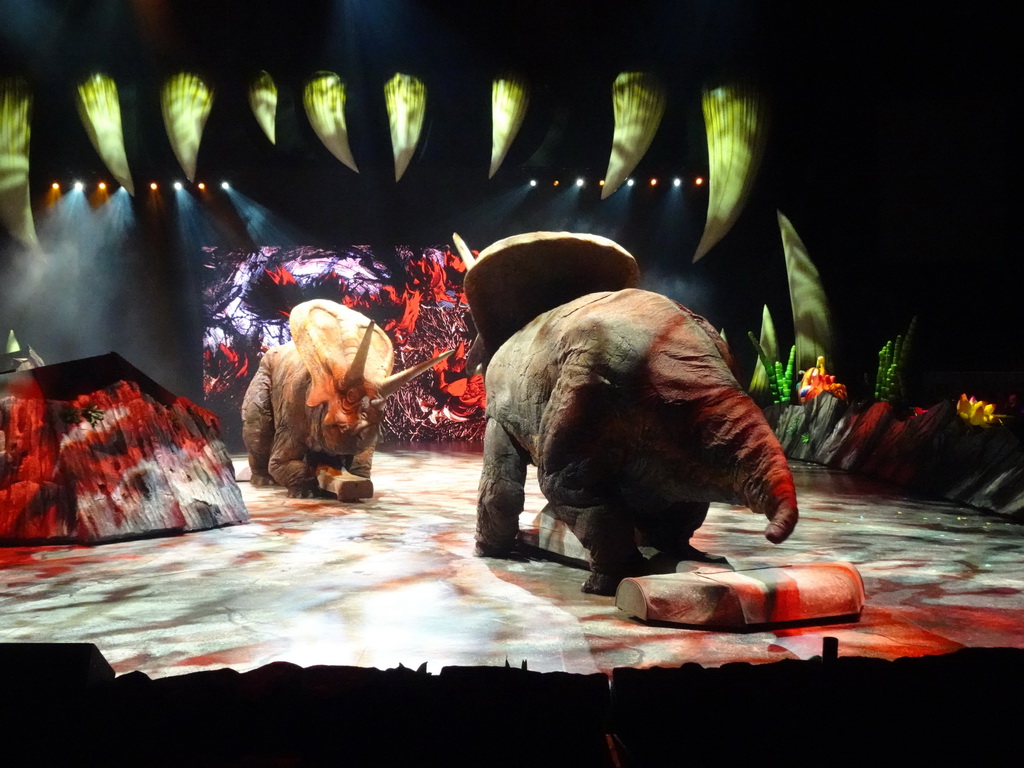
top-left (0, 353), bottom-right (248, 544)
top-left (766, 395), bottom-right (1024, 521)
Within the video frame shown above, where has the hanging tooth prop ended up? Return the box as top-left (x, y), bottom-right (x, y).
top-left (303, 71), bottom-right (358, 173)
top-left (0, 77), bottom-right (38, 248)
top-left (780, 210), bottom-right (834, 372)
top-left (160, 72), bottom-right (213, 182)
top-left (248, 70), bottom-right (278, 145)
top-left (748, 304), bottom-right (778, 404)
top-left (452, 232), bottom-right (476, 269)
top-left (385, 73), bottom-right (426, 182)
top-left (490, 74), bottom-right (529, 179)
top-left (692, 83), bottom-right (770, 262)
top-left (379, 349), bottom-right (454, 398)
top-left (76, 73), bottom-right (135, 196)
top-left (602, 72), bottom-right (666, 199)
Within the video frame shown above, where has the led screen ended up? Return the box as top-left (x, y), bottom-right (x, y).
top-left (200, 244), bottom-right (486, 448)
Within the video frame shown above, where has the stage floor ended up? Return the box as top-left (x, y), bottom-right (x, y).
top-left (2, 444), bottom-right (1022, 679)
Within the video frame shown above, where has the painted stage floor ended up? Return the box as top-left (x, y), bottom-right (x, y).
top-left (1, 444), bottom-right (1022, 680)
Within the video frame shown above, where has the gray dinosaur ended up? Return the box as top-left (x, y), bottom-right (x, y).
top-left (459, 232), bottom-right (798, 595)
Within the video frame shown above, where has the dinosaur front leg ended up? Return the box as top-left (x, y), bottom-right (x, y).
top-left (241, 361), bottom-right (276, 486)
top-left (475, 417), bottom-right (528, 557)
top-left (268, 428), bottom-right (320, 498)
top-left (347, 443), bottom-right (375, 478)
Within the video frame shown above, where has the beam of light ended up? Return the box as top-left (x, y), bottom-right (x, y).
top-left (221, 185), bottom-right (308, 246)
top-left (385, 72), bottom-right (426, 182)
top-left (248, 70), bottom-right (277, 145)
top-left (602, 72), bottom-right (666, 200)
top-left (779, 209), bottom-right (834, 372)
top-left (19, 184), bottom-right (139, 366)
top-left (692, 82), bottom-right (770, 262)
top-left (449, 183), bottom-right (533, 239)
top-left (490, 73), bottom-right (529, 179)
top-left (0, 77), bottom-right (39, 248)
top-left (303, 71), bottom-right (359, 173)
top-left (76, 73), bottom-right (135, 196)
top-left (172, 181), bottom-right (235, 256)
top-left (161, 72), bottom-right (214, 182)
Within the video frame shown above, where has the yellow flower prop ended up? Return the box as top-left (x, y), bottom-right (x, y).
top-left (956, 394), bottom-right (1004, 428)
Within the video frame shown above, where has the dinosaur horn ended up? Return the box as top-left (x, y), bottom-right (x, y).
top-left (452, 232), bottom-right (476, 269)
top-left (379, 349), bottom-right (454, 397)
top-left (344, 320), bottom-right (377, 385)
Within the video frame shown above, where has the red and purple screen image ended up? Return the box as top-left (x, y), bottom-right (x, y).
top-left (200, 244), bottom-right (486, 446)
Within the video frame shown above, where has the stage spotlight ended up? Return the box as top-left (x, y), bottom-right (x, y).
top-left (650, 178), bottom-right (658, 186)
top-left (74, 181), bottom-right (84, 191)
top-left (673, 177), bottom-right (681, 187)
top-left (695, 176), bottom-right (704, 186)
top-left (197, 182), bottom-right (206, 190)
top-left (51, 182), bottom-right (59, 190)
top-left (553, 180), bottom-right (560, 186)
top-left (174, 181), bottom-right (183, 190)
top-left (599, 179), bottom-right (605, 186)
top-left (529, 179), bottom-right (537, 187)
top-left (221, 181), bottom-right (230, 189)
top-left (98, 182), bottom-right (107, 191)
top-left (150, 182), bottom-right (158, 191)
top-left (626, 178), bottom-right (635, 187)
top-left (576, 177), bottom-right (584, 187)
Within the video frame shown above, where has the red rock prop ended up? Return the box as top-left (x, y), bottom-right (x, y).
top-left (1, 353), bottom-right (248, 544)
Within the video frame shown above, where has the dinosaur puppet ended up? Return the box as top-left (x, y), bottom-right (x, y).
top-left (459, 232), bottom-right (798, 595)
top-left (241, 299), bottom-right (451, 498)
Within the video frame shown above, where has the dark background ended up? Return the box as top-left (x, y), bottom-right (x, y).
top-left (1, 0), bottom-right (1019, 418)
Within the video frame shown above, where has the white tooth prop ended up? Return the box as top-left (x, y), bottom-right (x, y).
top-left (303, 72), bottom-right (359, 173)
top-left (248, 70), bottom-right (278, 145)
top-left (76, 73), bottom-right (135, 196)
top-left (602, 72), bottom-right (666, 199)
top-left (692, 83), bottom-right (770, 262)
top-left (0, 77), bottom-right (37, 248)
top-left (780, 209), bottom-right (834, 372)
top-left (452, 232), bottom-right (476, 269)
top-left (160, 72), bottom-right (213, 183)
top-left (748, 303), bottom-right (778, 403)
top-left (489, 74), bottom-right (529, 179)
top-left (385, 73), bottom-right (426, 182)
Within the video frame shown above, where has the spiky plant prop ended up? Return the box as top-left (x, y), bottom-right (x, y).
top-left (749, 332), bottom-right (796, 404)
top-left (875, 316), bottom-right (917, 405)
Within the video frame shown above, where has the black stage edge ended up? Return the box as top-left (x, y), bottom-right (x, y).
top-left (2, 644), bottom-right (1021, 766)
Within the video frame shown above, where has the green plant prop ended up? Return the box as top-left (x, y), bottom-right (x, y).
top-left (749, 332), bottom-right (795, 404)
top-left (875, 316), bottom-right (917, 405)
top-left (59, 403), bottom-right (106, 426)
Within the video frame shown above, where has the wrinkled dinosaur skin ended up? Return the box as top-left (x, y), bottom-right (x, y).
top-left (241, 339), bottom-right (379, 497)
top-left (475, 288), bottom-right (799, 595)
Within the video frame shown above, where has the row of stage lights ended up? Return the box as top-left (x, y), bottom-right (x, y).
top-left (49, 181), bottom-right (232, 192)
top-left (49, 176), bottom-right (704, 193)
top-left (531, 176), bottom-right (704, 188)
